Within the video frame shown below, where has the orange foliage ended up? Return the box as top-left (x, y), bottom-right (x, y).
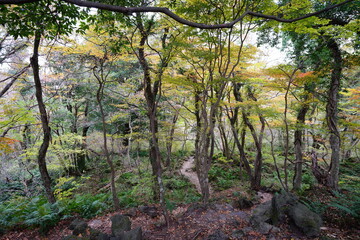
top-left (0, 137), bottom-right (20, 155)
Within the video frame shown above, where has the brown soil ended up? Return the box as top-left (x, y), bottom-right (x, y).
top-left (1, 163), bottom-right (359, 240)
top-left (1, 192), bottom-right (359, 240)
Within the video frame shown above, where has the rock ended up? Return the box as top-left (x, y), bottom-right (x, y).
top-left (123, 227), bottom-right (142, 240)
top-left (74, 222), bottom-right (88, 236)
top-left (69, 219), bottom-right (86, 230)
top-left (231, 229), bottom-right (246, 239)
top-left (251, 200), bottom-right (272, 224)
top-left (89, 228), bottom-right (110, 240)
top-left (288, 203), bottom-right (322, 237)
top-left (185, 203), bottom-right (207, 213)
top-left (266, 235), bottom-right (277, 240)
top-left (232, 197), bottom-right (254, 210)
top-left (88, 219), bottom-right (104, 229)
top-left (138, 206), bottom-right (158, 218)
top-left (62, 236), bottom-right (83, 240)
top-left (111, 214), bottom-right (131, 237)
top-left (124, 208), bottom-right (137, 217)
top-left (271, 191), bottom-right (297, 225)
top-left (251, 220), bottom-right (280, 234)
top-left (68, 219), bottom-right (88, 236)
top-left (207, 230), bottom-right (229, 240)
top-left (250, 191), bottom-right (321, 237)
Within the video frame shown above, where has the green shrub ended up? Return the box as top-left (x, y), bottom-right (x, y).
top-left (302, 199), bottom-right (327, 216)
top-left (62, 193), bottom-right (110, 218)
top-left (118, 190), bottom-right (142, 208)
top-left (0, 192), bottom-right (111, 234)
top-left (296, 172), bottom-right (316, 195)
top-left (0, 196), bottom-right (59, 234)
top-left (328, 191), bottom-right (360, 219)
top-left (208, 164), bottom-right (238, 191)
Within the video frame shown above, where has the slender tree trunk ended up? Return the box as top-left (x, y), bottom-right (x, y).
top-left (325, 38), bottom-right (342, 190)
top-left (77, 102), bottom-right (90, 173)
top-left (217, 111), bottom-right (231, 159)
top-left (194, 89), bottom-right (211, 204)
top-left (227, 83), bottom-right (253, 185)
top-left (196, 124), bottom-right (211, 204)
top-left (242, 111), bottom-right (264, 190)
top-left (96, 82), bottom-right (120, 210)
top-left (31, 32), bottom-right (56, 204)
top-left (293, 103), bottom-right (309, 190)
top-left (243, 87), bottom-right (266, 190)
top-left (166, 110), bottom-right (180, 167)
top-left (136, 15), bottom-right (170, 225)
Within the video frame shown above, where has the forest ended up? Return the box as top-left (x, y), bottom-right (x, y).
top-left (0, 0), bottom-right (359, 239)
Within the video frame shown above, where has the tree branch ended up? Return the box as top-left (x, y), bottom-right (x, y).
top-left (0, 0), bottom-right (355, 29)
top-left (0, 65), bottom-right (30, 98)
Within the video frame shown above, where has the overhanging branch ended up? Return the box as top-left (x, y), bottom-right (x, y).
top-left (0, 0), bottom-right (355, 29)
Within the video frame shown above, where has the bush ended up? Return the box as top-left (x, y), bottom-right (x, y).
top-left (328, 191), bottom-right (360, 220)
top-left (0, 192), bottom-right (111, 234)
top-left (209, 164), bottom-right (238, 191)
top-left (296, 172), bottom-right (316, 195)
top-left (0, 196), bottom-right (59, 234)
top-left (61, 193), bottom-right (111, 218)
top-left (301, 190), bottom-right (360, 229)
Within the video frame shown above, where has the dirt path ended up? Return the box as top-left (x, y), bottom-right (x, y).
top-left (180, 156), bottom-right (212, 195)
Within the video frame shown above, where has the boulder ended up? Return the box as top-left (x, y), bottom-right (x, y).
top-left (89, 228), bottom-right (110, 240)
top-left (232, 197), bottom-right (254, 210)
top-left (207, 230), bottom-right (229, 240)
top-left (111, 214), bottom-right (131, 237)
top-left (124, 208), bottom-right (137, 217)
top-left (250, 200), bottom-right (272, 224)
top-left (69, 219), bottom-right (88, 236)
top-left (251, 221), bottom-right (280, 234)
top-left (250, 191), bottom-right (321, 237)
top-left (62, 236), bottom-right (83, 240)
top-left (69, 219), bottom-right (86, 230)
top-left (138, 206), bottom-right (158, 218)
top-left (123, 227), bottom-right (142, 240)
top-left (270, 191), bottom-right (297, 225)
top-left (288, 203), bottom-right (322, 237)
top-left (231, 229), bottom-right (245, 239)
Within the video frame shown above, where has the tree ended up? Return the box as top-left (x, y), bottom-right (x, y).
top-left (0, 27), bottom-right (29, 98)
top-left (257, 0), bottom-right (359, 190)
top-left (1, 0), bottom-right (86, 203)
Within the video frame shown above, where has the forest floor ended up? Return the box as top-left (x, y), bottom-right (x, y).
top-left (1, 158), bottom-right (359, 240)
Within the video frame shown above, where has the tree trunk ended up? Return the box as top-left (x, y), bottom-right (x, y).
top-left (227, 83), bottom-right (254, 185)
top-left (195, 127), bottom-right (211, 204)
top-left (77, 102), bottom-right (90, 173)
top-left (194, 88), bottom-right (211, 204)
top-left (217, 111), bottom-right (231, 160)
top-left (166, 109), bottom-right (180, 167)
top-left (293, 103), bottom-right (309, 190)
top-left (325, 38), bottom-right (342, 190)
top-left (242, 111), bottom-right (264, 190)
top-left (31, 32), bottom-right (56, 204)
top-left (96, 81), bottom-right (120, 210)
top-left (234, 85), bottom-right (265, 190)
top-left (136, 14), bottom-right (169, 225)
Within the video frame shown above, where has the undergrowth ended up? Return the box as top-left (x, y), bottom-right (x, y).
top-left (0, 193), bottom-right (111, 235)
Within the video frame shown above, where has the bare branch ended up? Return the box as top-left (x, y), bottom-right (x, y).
top-left (0, 65), bottom-right (30, 97)
top-left (0, 0), bottom-right (355, 29)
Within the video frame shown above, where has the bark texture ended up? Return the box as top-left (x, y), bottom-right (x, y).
top-left (31, 32), bottom-right (56, 204)
top-left (293, 103), bottom-right (309, 190)
top-left (325, 38), bottom-right (342, 190)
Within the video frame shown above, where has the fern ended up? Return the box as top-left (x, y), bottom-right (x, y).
top-left (329, 193), bottom-right (360, 219)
